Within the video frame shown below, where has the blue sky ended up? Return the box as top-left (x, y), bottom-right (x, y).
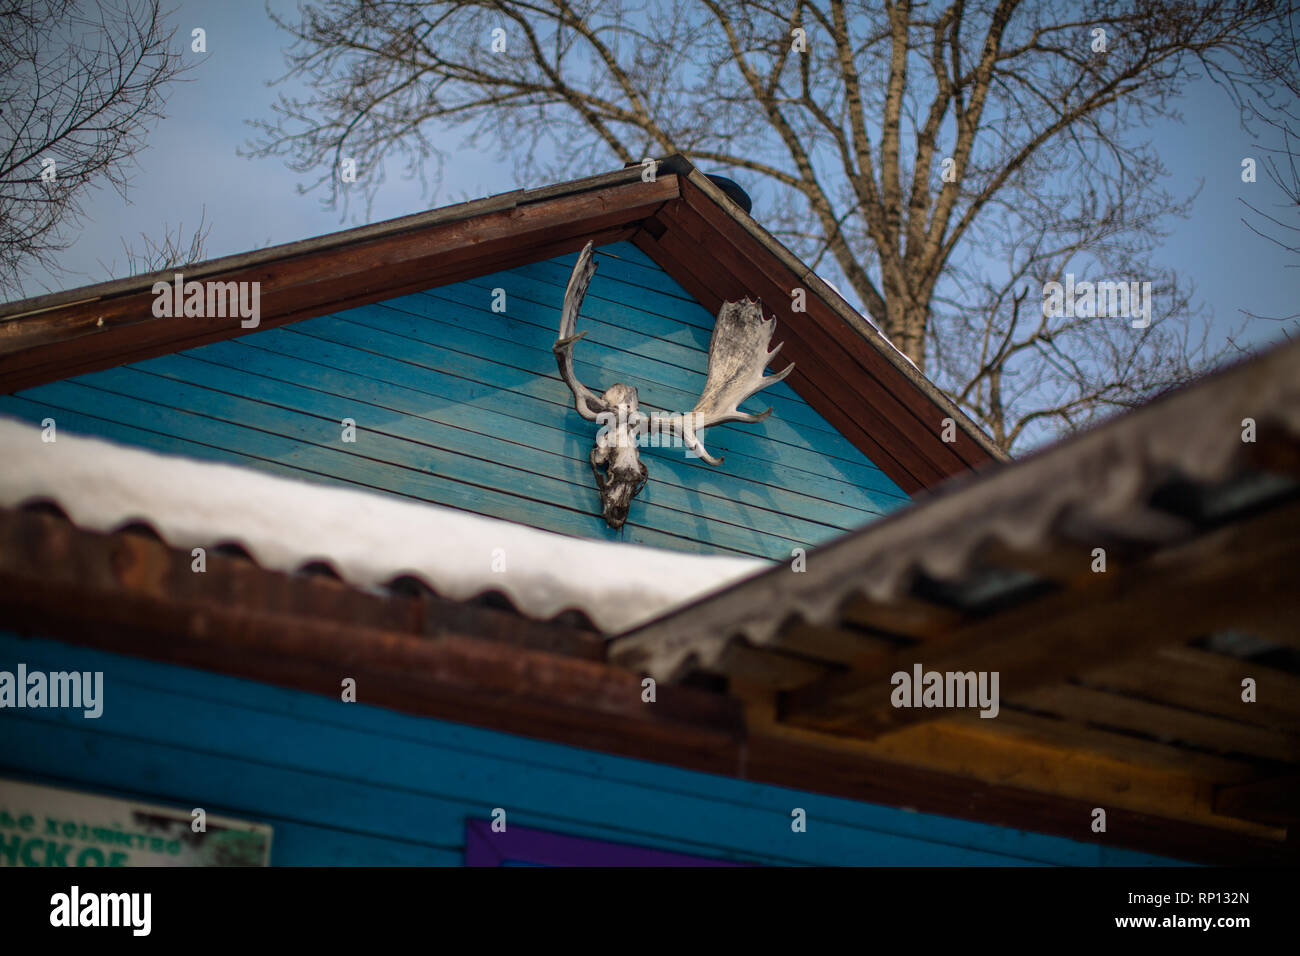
top-left (15, 0), bottom-right (1298, 356)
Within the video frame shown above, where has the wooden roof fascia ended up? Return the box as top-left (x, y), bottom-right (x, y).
top-left (641, 197), bottom-right (956, 490)
top-left (1, 222), bottom-right (644, 394)
top-left (0, 152), bottom-right (1004, 494)
top-left (631, 228), bottom-right (928, 492)
top-left (0, 174), bottom-right (677, 392)
top-left (660, 185), bottom-right (967, 484)
top-left (0, 505), bottom-right (1289, 864)
top-left (0, 162), bottom-right (664, 322)
top-left (667, 163), bottom-right (1006, 471)
top-left (0, 507), bottom-right (747, 765)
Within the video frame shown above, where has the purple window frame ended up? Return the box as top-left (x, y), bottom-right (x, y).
top-left (464, 819), bottom-right (750, 867)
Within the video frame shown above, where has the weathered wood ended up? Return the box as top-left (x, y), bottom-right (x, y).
top-left (967, 709), bottom-right (1264, 782)
top-left (660, 196), bottom-right (963, 483)
top-left (742, 693), bottom-right (1290, 862)
top-left (780, 499), bottom-right (1300, 736)
top-left (1080, 646), bottom-right (1300, 730)
top-left (671, 179), bottom-right (995, 472)
top-left (2, 506), bottom-right (1290, 863)
top-left (708, 642), bottom-right (834, 690)
top-left (635, 228), bottom-right (927, 493)
top-left (773, 620), bottom-right (898, 665)
top-left (743, 733), bottom-right (1291, 864)
top-left (977, 538), bottom-right (1111, 586)
top-left (0, 179), bottom-right (675, 391)
top-left (1010, 683), bottom-right (1300, 762)
top-left (1213, 774), bottom-right (1300, 826)
top-left (838, 592), bottom-right (966, 639)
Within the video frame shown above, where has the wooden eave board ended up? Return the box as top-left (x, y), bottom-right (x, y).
top-left (0, 175), bottom-right (674, 391)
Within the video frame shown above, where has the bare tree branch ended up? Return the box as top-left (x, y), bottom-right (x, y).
top-left (245, 0), bottom-right (1299, 453)
top-left (0, 0), bottom-right (191, 298)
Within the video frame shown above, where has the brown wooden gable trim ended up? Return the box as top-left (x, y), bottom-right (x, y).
top-left (672, 169), bottom-right (1005, 472)
top-left (0, 155), bottom-right (1002, 492)
top-left (0, 505), bottom-right (1288, 864)
top-left (0, 174), bottom-right (677, 392)
top-left (642, 171), bottom-right (1003, 492)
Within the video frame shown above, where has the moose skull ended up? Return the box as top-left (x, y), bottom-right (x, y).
top-left (553, 242), bottom-right (794, 530)
top-left (590, 383), bottom-right (648, 529)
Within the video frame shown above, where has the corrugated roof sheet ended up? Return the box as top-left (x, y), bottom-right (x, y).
top-left (611, 337), bottom-right (1300, 679)
top-left (0, 417), bottom-right (767, 633)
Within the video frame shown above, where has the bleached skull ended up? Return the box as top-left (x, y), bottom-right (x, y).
top-left (590, 384), bottom-right (648, 530)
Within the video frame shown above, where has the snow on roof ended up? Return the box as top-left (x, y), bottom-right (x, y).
top-left (0, 417), bottom-right (768, 634)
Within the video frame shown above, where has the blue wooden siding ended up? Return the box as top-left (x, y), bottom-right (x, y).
top-left (0, 242), bottom-right (908, 559)
top-left (0, 633), bottom-right (1185, 866)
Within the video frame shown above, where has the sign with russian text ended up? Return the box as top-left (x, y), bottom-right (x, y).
top-left (0, 778), bottom-right (272, 866)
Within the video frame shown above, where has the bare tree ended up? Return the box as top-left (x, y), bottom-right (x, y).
top-left (97, 204), bottom-right (212, 277)
top-left (0, 0), bottom-right (191, 298)
top-left (247, 0), bottom-right (1298, 452)
top-left (1239, 13), bottom-right (1300, 327)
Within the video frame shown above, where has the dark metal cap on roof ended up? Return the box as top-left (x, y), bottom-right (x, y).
top-left (705, 174), bottom-right (752, 214)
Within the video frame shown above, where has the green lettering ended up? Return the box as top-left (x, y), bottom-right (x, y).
top-left (21, 837), bottom-right (43, 866)
top-left (75, 846), bottom-right (105, 866)
top-left (44, 841), bottom-right (70, 866)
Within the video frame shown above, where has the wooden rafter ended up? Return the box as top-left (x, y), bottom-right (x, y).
top-left (779, 499), bottom-right (1300, 737)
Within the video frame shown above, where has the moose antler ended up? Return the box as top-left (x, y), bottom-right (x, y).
top-left (552, 241), bottom-right (794, 529)
top-left (661, 298), bottom-right (794, 465)
top-left (553, 241), bottom-right (609, 421)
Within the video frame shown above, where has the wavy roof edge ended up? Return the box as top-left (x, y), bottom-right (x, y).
top-left (0, 416), bottom-right (769, 634)
top-left (610, 335), bottom-right (1300, 680)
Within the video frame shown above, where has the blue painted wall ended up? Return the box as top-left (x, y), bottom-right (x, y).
top-left (0, 242), bottom-right (908, 559)
top-left (0, 633), bottom-right (1184, 866)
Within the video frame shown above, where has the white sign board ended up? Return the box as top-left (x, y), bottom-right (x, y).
top-left (0, 778), bottom-right (272, 866)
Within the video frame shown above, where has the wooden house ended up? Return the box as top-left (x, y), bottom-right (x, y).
top-left (0, 156), bottom-right (1296, 866)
